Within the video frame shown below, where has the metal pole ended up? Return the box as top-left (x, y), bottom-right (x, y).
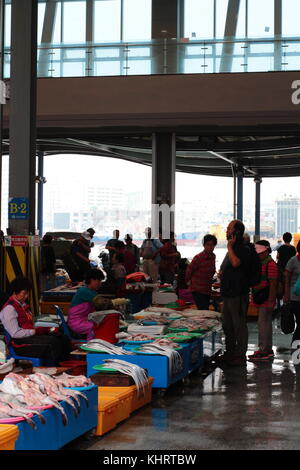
top-left (37, 151), bottom-right (44, 236)
top-left (254, 176), bottom-right (262, 242)
top-left (237, 168), bottom-right (243, 221)
top-left (232, 165), bottom-right (237, 219)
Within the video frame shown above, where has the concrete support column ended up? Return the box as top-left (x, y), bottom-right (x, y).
top-left (151, 0), bottom-right (179, 75)
top-left (237, 168), bottom-right (243, 221)
top-left (152, 133), bottom-right (176, 238)
top-left (254, 176), bottom-right (262, 242)
top-left (9, 0), bottom-right (38, 235)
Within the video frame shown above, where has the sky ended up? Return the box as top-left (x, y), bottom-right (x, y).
top-left (43, 154), bottom-right (300, 208)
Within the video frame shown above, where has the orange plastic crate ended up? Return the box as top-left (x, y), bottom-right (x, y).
top-left (96, 396), bottom-right (119, 436)
top-left (100, 377), bottom-right (154, 414)
top-left (0, 425), bottom-right (19, 451)
top-left (98, 389), bottom-right (132, 423)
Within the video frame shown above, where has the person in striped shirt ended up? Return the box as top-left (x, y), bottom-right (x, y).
top-left (185, 234), bottom-right (217, 310)
top-left (248, 240), bottom-right (279, 361)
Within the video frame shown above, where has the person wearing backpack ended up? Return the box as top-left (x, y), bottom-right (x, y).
top-left (248, 240), bottom-right (279, 362)
top-left (140, 227), bottom-right (163, 282)
top-left (216, 220), bottom-right (252, 367)
top-left (284, 241), bottom-right (300, 342)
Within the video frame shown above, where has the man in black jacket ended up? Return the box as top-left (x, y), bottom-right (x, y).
top-left (217, 220), bottom-right (251, 367)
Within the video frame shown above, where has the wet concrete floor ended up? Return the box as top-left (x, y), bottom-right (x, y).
top-left (65, 318), bottom-right (300, 450)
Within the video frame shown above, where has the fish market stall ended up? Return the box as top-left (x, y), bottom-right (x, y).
top-left (83, 306), bottom-right (223, 391)
top-left (0, 371), bottom-right (98, 450)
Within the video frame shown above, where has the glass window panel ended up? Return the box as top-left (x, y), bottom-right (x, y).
top-left (284, 42), bottom-right (300, 53)
top-left (233, 42), bottom-right (248, 55)
top-left (184, 57), bottom-right (214, 73)
top-left (53, 2), bottom-right (61, 44)
top-left (38, 2), bottom-right (46, 44)
top-left (4, 62), bottom-right (10, 80)
top-left (282, 0), bottom-right (300, 37)
top-left (95, 47), bottom-right (120, 58)
top-left (249, 43), bottom-right (274, 53)
top-left (283, 56), bottom-right (300, 71)
top-left (62, 61), bottom-right (86, 77)
top-left (127, 47), bottom-right (150, 57)
top-left (63, 1), bottom-right (86, 44)
top-left (231, 56), bottom-right (247, 72)
top-left (216, 0), bottom-right (246, 39)
top-left (186, 45), bottom-right (205, 55)
top-left (216, 0), bottom-right (229, 38)
top-left (63, 49), bottom-right (86, 59)
top-left (123, 0), bottom-right (151, 41)
top-left (126, 60), bottom-right (151, 75)
top-left (184, 0), bottom-right (214, 39)
top-left (248, 0), bottom-right (274, 38)
top-left (236, 0), bottom-right (246, 38)
top-left (247, 55), bottom-right (274, 71)
top-left (94, 0), bottom-right (121, 43)
top-left (94, 60), bottom-right (121, 76)
top-left (5, 4), bottom-right (11, 48)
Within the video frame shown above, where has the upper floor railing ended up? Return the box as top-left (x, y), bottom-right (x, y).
top-left (3, 36), bottom-right (300, 78)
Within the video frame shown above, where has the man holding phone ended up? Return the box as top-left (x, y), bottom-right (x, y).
top-left (217, 220), bottom-right (252, 367)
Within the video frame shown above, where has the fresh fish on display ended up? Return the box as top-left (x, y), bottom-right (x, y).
top-left (28, 374), bottom-right (79, 416)
top-left (101, 359), bottom-right (148, 396)
top-left (54, 373), bottom-right (92, 388)
top-left (0, 392), bottom-right (46, 424)
top-left (0, 403), bottom-right (36, 429)
top-left (86, 339), bottom-right (134, 355)
top-left (153, 338), bottom-right (179, 348)
top-left (140, 315), bottom-right (171, 324)
top-left (32, 367), bottom-right (58, 375)
top-left (125, 334), bottom-right (155, 342)
top-left (0, 358), bottom-right (15, 374)
top-left (31, 372), bottom-right (89, 408)
top-left (138, 344), bottom-right (183, 375)
top-left (0, 373), bottom-right (68, 426)
top-left (181, 309), bottom-right (222, 319)
top-left (144, 307), bottom-right (182, 315)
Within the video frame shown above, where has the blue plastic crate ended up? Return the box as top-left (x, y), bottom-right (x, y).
top-left (87, 345), bottom-right (190, 389)
top-left (15, 385), bottom-right (98, 450)
top-left (187, 338), bottom-right (204, 372)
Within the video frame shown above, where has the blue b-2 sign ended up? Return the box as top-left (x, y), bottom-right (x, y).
top-left (8, 198), bottom-right (29, 220)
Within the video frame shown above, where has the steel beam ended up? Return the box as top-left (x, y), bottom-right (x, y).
top-left (237, 168), bottom-right (243, 221)
top-left (274, 0), bottom-right (282, 71)
top-left (254, 176), bottom-right (262, 241)
top-left (38, 0), bottom-right (57, 77)
top-left (219, 0), bottom-right (241, 73)
top-left (9, 0), bottom-right (38, 235)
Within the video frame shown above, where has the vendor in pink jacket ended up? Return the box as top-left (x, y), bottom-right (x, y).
top-left (68, 268), bottom-right (105, 340)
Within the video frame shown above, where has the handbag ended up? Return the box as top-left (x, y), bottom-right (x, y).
top-left (280, 303), bottom-right (295, 334)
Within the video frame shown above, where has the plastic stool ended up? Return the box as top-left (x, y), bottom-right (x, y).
top-left (4, 330), bottom-right (45, 366)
